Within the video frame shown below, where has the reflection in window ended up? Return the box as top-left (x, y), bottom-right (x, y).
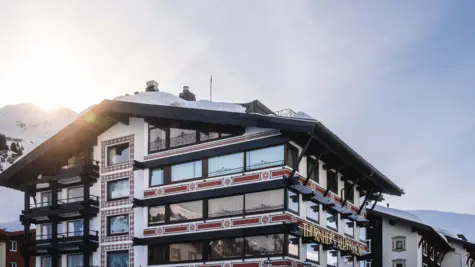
top-left (148, 206), bottom-right (165, 225)
top-left (107, 251), bottom-right (129, 267)
top-left (246, 189), bottom-right (284, 213)
top-left (306, 202), bottom-right (319, 222)
top-left (208, 195), bottom-right (243, 218)
top-left (327, 250), bottom-right (338, 267)
top-left (307, 157), bottom-right (319, 183)
top-left (288, 236), bottom-right (299, 258)
top-left (344, 219), bottom-right (354, 237)
top-left (246, 145), bottom-right (284, 170)
top-left (170, 128), bottom-right (196, 147)
top-left (67, 254), bottom-right (93, 267)
top-left (208, 238), bottom-right (243, 259)
top-left (67, 187), bottom-right (84, 203)
top-left (107, 143), bottom-right (130, 165)
top-left (148, 244), bottom-right (167, 265)
top-left (170, 200), bottom-right (203, 222)
top-left (287, 190), bottom-right (299, 213)
top-left (40, 223), bottom-right (52, 240)
top-left (360, 226), bottom-right (367, 241)
top-left (245, 234), bottom-right (284, 257)
top-left (107, 179), bottom-right (129, 200)
top-left (200, 131), bottom-right (220, 142)
top-left (306, 244), bottom-right (319, 263)
top-left (208, 152), bottom-right (244, 176)
top-left (326, 210), bottom-right (338, 230)
top-left (108, 215), bottom-right (129, 235)
top-left (40, 192), bottom-right (52, 207)
top-left (150, 168), bottom-right (164, 187)
top-left (41, 257), bottom-right (51, 267)
top-left (327, 170), bottom-right (339, 195)
top-left (149, 127), bottom-right (167, 152)
top-left (170, 243), bottom-right (203, 262)
top-left (171, 161), bottom-right (202, 182)
top-left (67, 220), bottom-right (84, 237)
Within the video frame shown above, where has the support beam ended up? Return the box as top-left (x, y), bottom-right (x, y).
top-left (342, 180), bottom-right (358, 207)
top-left (303, 149), bottom-right (326, 187)
top-left (358, 188), bottom-right (373, 215)
top-left (288, 133), bottom-right (314, 180)
top-left (369, 191), bottom-right (382, 212)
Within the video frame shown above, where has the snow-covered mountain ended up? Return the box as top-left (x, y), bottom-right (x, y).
top-left (0, 103), bottom-right (78, 173)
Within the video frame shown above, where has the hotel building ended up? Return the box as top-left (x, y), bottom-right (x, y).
top-left (0, 82), bottom-right (404, 267)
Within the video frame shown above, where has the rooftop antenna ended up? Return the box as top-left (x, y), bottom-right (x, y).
top-left (209, 74), bottom-right (213, 101)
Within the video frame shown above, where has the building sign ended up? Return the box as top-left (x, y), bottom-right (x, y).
top-left (303, 222), bottom-right (366, 256)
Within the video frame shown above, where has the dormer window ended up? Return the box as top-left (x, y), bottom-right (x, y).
top-left (107, 143), bottom-right (130, 165)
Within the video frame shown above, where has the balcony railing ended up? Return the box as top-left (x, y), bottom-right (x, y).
top-left (36, 230), bottom-right (99, 241)
top-left (31, 195), bottom-right (99, 208)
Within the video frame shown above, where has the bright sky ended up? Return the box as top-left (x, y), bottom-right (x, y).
top-left (0, 1), bottom-right (474, 218)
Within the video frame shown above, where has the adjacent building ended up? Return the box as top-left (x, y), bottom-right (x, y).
top-left (0, 229), bottom-right (35, 267)
top-left (367, 205), bottom-right (475, 267)
top-left (0, 82), bottom-right (404, 267)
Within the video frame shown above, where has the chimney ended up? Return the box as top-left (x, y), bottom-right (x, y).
top-left (179, 86), bottom-right (196, 101)
top-left (457, 234), bottom-right (467, 241)
top-left (145, 80), bottom-right (159, 92)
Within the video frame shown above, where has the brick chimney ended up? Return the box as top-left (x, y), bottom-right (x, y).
top-left (179, 86), bottom-right (196, 101)
top-left (145, 80), bottom-right (159, 92)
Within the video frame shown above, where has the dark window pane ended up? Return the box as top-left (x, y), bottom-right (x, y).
top-left (150, 168), bottom-right (164, 187)
top-left (149, 127), bottom-right (166, 152)
top-left (148, 244), bottom-right (167, 265)
top-left (170, 128), bottom-right (196, 147)
top-left (67, 254), bottom-right (93, 267)
top-left (307, 158), bottom-right (319, 183)
top-left (107, 179), bottom-right (129, 200)
top-left (107, 143), bottom-right (130, 165)
top-left (148, 206), bottom-right (165, 225)
top-left (170, 243), bottom-right (203, 261)
top-left (287, 190), bottom-right (299, 213)
top-left (327, 170), bottom-right (339, 195)
top-left (327, 250), bottom-right (338, 267)
top-left (245, 189), bottom-right (284, 213)
top-left (170, 200), bottom-right (203, 222)
top-left (287, 145), bottom-right (299, 171)
top-left (108, 215), bottom-right (129, 235)
top-left (107, 251), bottom-right (129, 267)
top-left (208, 152), bottom-right (244, 176)
top-left (344, 181), bottom-right (354, 203)
top-left (246, 145), bottom-right (284, 170)
top-left (306, 244), bottom-right (319, 262)
top-left (199, 131), bottom-right (219, 142)
top-left (171, 161), bottom-right (202, 182)
top-left (208, 195), bottom-right (243, 218)
top-left (306, 202), bottom-right (319, 222)
top-left (245, 234), bottom-right (284, 257)
top-left (326, 210), bottom-right (338, 230)
top-left (208, 238), bottom-right (243, 259)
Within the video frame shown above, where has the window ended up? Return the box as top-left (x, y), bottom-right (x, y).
top-left (169, 200), bottom-right (203, 222)
top-left (107, 215), bottom-right (129, 235)
top-left (149, 127), bottom-right (167, 152)
top-left (430, 249), bottom-right (435, 260)
top-left (107, 251), bottom-right (129, 267)
top-left (327, 170), bottom-right (338, 195)
top-left (306, 201), bottom-right (319, 222)
top-left (9, 240), bottom-right (17, 251)
top-left (170, 243), bottom-right (203, 262)
top-left (41, 258), bottom-right (51, 267)
top-left (245, 189), bottom-right (284, 213)
top-left (306, 244), bottom-right (319, 263)
top-left (287, 190), bottom-right (299, 213)
top-left (422, 242), bottom-right (428, 256)
top-left (359, 226), bottom-right (367, 241)
top-left (67, 187), bottom-right (83, 203)
top-left (326, 209), bottom-right (338, 230)
top-left (148, 206), bottom-right (166, 225)
top-left (327, 250), bottom-right (338, 267)
top-left (148, 244), bottom-right (167, 265)
top-left (170, 128), bottom-right (197, 147)
top-left (288, 236), bottom-right (299, 258)
top-left (392, 236), bottom-right (406, 251)
top-left (344, 219), bottom-right (354, 237)
top-left (246, 145), bottom-right (285, 170)
top-left (107, 143), bottom-right (130, 165)
top-left (40, 191), bottom-right (52, 207)
top-left (208, 195), bottom-right (243, 218)
top-left (40, 223), bottom-right (52, 240)
top-left (150, 168), bottom-right (164, 187)
top-left (344, 181), bottom-right (354, 203)
top-left (245, 234), bottom-right (284, 257)
top-left (199, 131), bottom-right (220, 142)
top-left (307, 157), bottom-right (319, 183)
top-left (286, 145), bottom-right (299, 171)
top-left (171, 161), bottom-right (202, 182)
top-left (208, 238), bottom-right (244, 259)
top-left (67, 254), bottom-right (93, 267)
top-left (107, 178), bottom-right (129, 200)
top-left (9, 263), bottom-right (17, 267)
top-left (392, 260), bottom-right (406, 267)
top-left (208, 152), bottom-right (244, 176)
top-left (67, 220), bottom-right (84, 237)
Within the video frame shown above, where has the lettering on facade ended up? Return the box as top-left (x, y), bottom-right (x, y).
top-left (303, 223), bottom-right (365, 256)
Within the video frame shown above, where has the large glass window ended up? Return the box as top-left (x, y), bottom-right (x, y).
top-left (41, 224), bottom-right (52, 240)
top-left (169, 200), bottom-right (203, 222)
top-left (108, 215), bottom-right (129, 235)
top-left (287, 145), bottom-right (299, 171)
top-left (344, 219), bottom-right (354, 237)
top-left (40, 192), bottom-right (52, 207)
top-left (67, 187), bottom-right (83, 203)
top-left (326, 210), bottom-right (338, 230)
top-left (67, 254), bottom-right (93, 267)
top-left (327, 170), bottom-right (339, 195)
top-left (199, 131), bottom-right (220, 142)
top-left (245, 189), bottom-right (284, 213)
top-left (306, 202), bottom-right (319, 222)
top-left (171, 161), bottom-right (202, 182)
top-left (327, 250), bottom-right (338, 267)
top-left (150, 168), bottom-right (164, 187)
top-left (170, 243), bottom-right (203, 262)
top-left (306, 244), bottom-right (319, 263)
top-left (208, 195), bottom-right (243, 218)
top-left (344, 181), bottom-right (354, 203)
top-left (288, 236), bottom-right (299, 258)
top-left (208, 238), bottom-right (243, 259)
top-left (246, 145), bottom-right (284, 170)
top-left (107, 143), bottom-right (130, 166)
top-left (107, 179), bottom-right (129, 200)
top-left (245, 234), bottom-right (284, 257)
top-left (149, 127), bottom-right (167, 152)
top-left (307, 157), bottom-right (319, 183)
top-left (208, 152), bottom-right (244, 176)
top-left (170, 128), bottom-right (196, 148)
top-left (41, 257), bottom-right (51, 267)
top-left (360, 226), bottom-right (367, 242)
top-left (67, 220), bottom-right (83, 237)
top-left (148, 244), bottom-right (167, 265)
top-left (107, 251), bottom-right (129, 267)
top-left (149, 206), bottom-right (166, 225)
top-left (287, 190), bottom-right (299, 213)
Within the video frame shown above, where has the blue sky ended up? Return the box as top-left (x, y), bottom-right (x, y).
top-left (0, 1), bottom-right (474, 220)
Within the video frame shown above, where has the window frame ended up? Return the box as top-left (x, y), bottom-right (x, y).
top-left (107, 250), bottom-right (129, 267)
top-left (306, 201), bottom-right (319, 223)
top-left (106, 178), bottom-right (130, 201)
top-left (307, 157), bottom-right (319, 183)
top-left (107, 214), bottom-right (130, 236)
top-left (9, 240), bottom-right (17, 251)
top-left (171, 160), bottom-right (203, 183)
top-left (326, 170), bottom-right (339, 195)
top-left (392, 236), bottom-right (406, 251)
top-left (343, 218), bottom-right (354, 237)
top-left (9, 263), bottom-right (17, 267)
top-left (305, 243), bottom-right (319, 264)
top-left (106, 142), bottom-right (130, 166)
top-left (326, 250), bottom-right (338, 267)
top-left (344, 180), bottom-right (354, 204)
top-left (149, 168), bottom-right (164, 188)
top-left (326, 209), bottom-right (338, 231)
top-left (285, 189), bottom-right (300, 215)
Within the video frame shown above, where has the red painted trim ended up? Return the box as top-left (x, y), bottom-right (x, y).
top-left (233, 263), bottom-right (259, 267)
top-left (272, 260), bottom-right (292, 266)
top-left (144, 190), bottom-right (156, 197)
top-left (164, 225), bottom-right (188, 233)
top-left (271, 214), bottom-right (292, 222)
top-left (233, 174), bottom-right (260, 184)
top-left (198, 180), bottom-right (223, 189)
top-left (197, 222), bottom-right (223, 230)
top-left (272, 169), bottom-right (290, 177)
top-left (143, 229), bottom-right (156, 235)
top-left (164, 185), bottom-right (188, 194)
top-left (232, 217), bottom-right (260, 226)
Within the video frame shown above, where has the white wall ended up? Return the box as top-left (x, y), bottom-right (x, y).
top-left (0, 242), bottom-right (5, 267)
top-left (443, 241), bottom-right (466, 267)
top-left (381, 217), bottom-right (421, 267)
